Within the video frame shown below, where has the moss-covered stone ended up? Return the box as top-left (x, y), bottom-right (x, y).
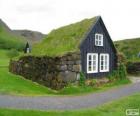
top-left (9, 52), bottom-right (81, 90)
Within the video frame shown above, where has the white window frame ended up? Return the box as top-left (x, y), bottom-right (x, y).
top-left (100, 53), bottom-right (109, 72)
top-left (87, 53), bottom-right (98, 73)
top-left (95, 33), bottom-right (103, 46)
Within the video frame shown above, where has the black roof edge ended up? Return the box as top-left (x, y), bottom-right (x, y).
top-left (99, 17), bottom-right (117, 54)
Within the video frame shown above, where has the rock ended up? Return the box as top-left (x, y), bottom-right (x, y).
top-left (67, 61), bottom-right (74, 65)
top-left (71, 54), bottom-right (80, 60)
top-left (61, 61), bottom-right (67, 65)
top-left (72, 65), bottom-right (81, 72)
top-left (67, 65), bottom-right (73, 70)
top-left (60, 65), bottom-right (67, 71)
top-left (75, 60), bottom-right (81, 64)
top-left (58, 71), bottom-right (77, 82)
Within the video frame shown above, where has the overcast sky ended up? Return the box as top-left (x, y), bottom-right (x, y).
top-left (0, 0), bottom-right (140, 41)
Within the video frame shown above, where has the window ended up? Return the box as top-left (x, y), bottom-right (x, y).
top-left (87, 53), bottom-right (98, 73)
top-left (95, 33), bottom-right (103, 46)
top-left (100, 54), bottom-right (109, 72)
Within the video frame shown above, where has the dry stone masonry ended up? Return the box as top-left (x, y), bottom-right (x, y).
top-left (9, 52), bottom-right (81, 90)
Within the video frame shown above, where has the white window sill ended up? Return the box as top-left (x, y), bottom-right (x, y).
top-left (95, 45), bottom-right (103, 47)
top-left (87, 71), bottom-right (98, 74)
top-left (100, 70), bottom-right (109, 72)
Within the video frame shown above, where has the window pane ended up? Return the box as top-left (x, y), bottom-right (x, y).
top-left (105, 65), bottom-right (107, 70)
top-left (93, 65), bottom-right (96, 71)
top-left (88, 66), bottom-right (92, 71)
top-left (105, 55), bottom-right (107, 60)
top-left (99, 41), bottom-right (101, 45)
top-left (101, 65), bottom-right (103, 70)
top-left (101, 60), bottom-right (104, 66)
top-left (89, 55), bottom-right (91, 60)
top-left (101, 55), bottom-right (104, 60)
top-left (99, 36), bottom-right (101, 40)
top-left (95, 35), bottom-right (98, 39)
top-left (93, 55), bottom-right (96, 60)
top-left (95, 40), bottom-right (98, 45)
top-left (89, 61), bottom-right (91, 65)
top-left (93, 61), bottom-right (96, 65)
top-left (105, 61), bottom-right (107, 65)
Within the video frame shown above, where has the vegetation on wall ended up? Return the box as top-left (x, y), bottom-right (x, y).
top-left (32, 17), bottom-right (97, 56)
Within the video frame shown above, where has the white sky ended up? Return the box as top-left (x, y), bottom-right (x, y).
top-left (0, 0), bottom-right (140, 41)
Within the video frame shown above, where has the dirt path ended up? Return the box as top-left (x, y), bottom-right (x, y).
top-left (0, 82), bottom-right (139, 110)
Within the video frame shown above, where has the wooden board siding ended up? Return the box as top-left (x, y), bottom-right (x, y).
top-left (80, 17), bottom-right (117, 78)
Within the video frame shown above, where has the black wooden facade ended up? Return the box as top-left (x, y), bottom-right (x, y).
top-left (80, 16), bottom-right (117, 78)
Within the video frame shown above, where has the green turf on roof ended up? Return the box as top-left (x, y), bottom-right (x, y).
top-left (32, 17), bottom-right (97, 56)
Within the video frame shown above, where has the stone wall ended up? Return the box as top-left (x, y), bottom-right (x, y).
top-left (9, 52), bottom-right (81, 90)
top-left (127, 62), bottom-right (140, 74)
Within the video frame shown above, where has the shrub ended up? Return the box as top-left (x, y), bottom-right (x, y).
top-left (79, 72), bottom-right (86, 86)
top-left (7, 49), bottom-right (19, 58)
top-left (117, 52), bottom-right (127, 64)
top-left (85, 79), bottom-right (97, 86)
top-left (118, 63), bottom-right (127, 80)
top-left (107, 70), bottom-right (119, 81)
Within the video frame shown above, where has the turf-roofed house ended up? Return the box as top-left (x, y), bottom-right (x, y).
top-left (10, 16), bottom-right (117, 89)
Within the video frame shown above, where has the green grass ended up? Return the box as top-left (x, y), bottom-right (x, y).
top-left (58, 79), bottom-right (131, 95)
top-left (32, 17), bottom-right (97, 56)
top-left (0, 49), bottom-right (10, 66)
top-left (0, 21), bottom-right (26, 51)
top-left (0, 93), bottom-right (139, 116)
top-left (0, 68), bottom-right (54, 96)
top-left (0, 67), bottom-right (131, 96)
top-left (114, 38), bottom-right (140, 61)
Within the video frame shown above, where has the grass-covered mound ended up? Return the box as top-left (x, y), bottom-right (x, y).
top-left (0, 19), bottom-right (26, 51)
top-left (114, 38), bottom-right (140, 61)
top-left (32, 17), bottom-right (97, 56)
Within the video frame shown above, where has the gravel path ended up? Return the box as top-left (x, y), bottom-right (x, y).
top-left (0, 83), bottom-right (140, 110)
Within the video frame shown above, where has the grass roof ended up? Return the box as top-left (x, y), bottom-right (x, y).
top-left (32, 17), bottom-right (98, 56)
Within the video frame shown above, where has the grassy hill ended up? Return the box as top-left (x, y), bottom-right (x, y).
top-left (114, 38), bottom-right (140, 61)
top-left (32, 17), bottom-right (97, 56)
top-left (13, 29), bottom-right (45, 43)
top-left (0, 19), bottom-right (26, 51)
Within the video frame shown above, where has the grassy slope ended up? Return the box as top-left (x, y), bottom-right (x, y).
top-left (0, 68), bottom-right (53, 96)
top-left (0, 67), bottom-right (130, 96)
top-left (114, 38), bottom-right (140, 61)
top-left (0, 93), bottom-right (139, 116)
top-left (0, 49), bottom-right (53, 95)
top-left (0, 22), bottom-right (25, 51)
top-left (32, 17), bottom-right (97, 56)
top-left (0, 49), bottom-right (10, 66)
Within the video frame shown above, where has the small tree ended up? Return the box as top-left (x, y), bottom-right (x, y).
top-left (117, 52), bottom-right (127, 64)
top-left (107, 70), bottom-right (119, 81)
